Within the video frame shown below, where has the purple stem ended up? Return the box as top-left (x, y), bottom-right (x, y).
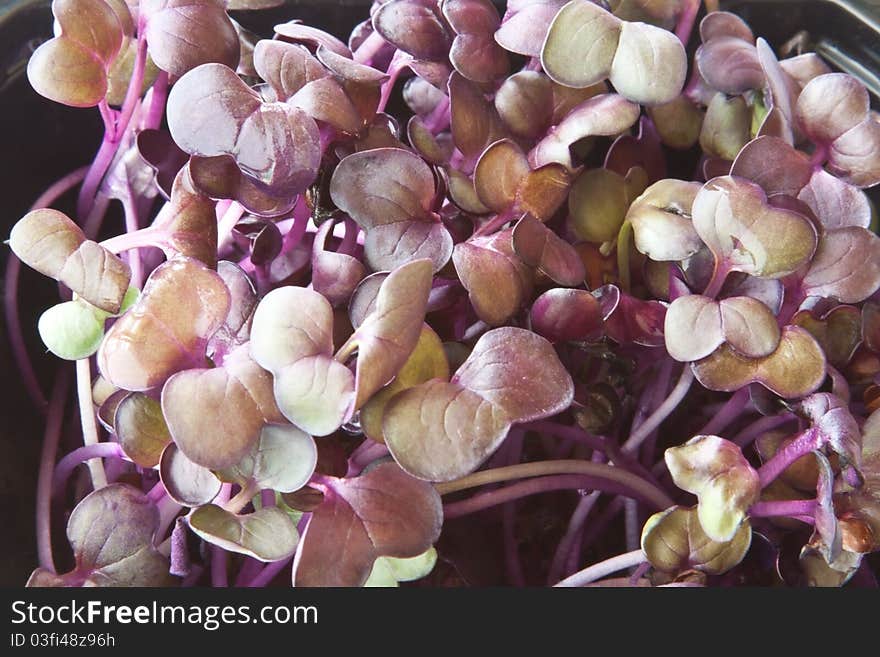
top-left (234, 558), bottom-right (263, 587)
top-left (4, 258), bottom-right (49, 412)
top-left (757, 428), bottom-right (824, 488)
top-left (352, 29), bottom-right (387, 65)
top-left (147, 481), bottom-right (167, 504)
top-left (732, 412), bottom-right (796, 447)
top-left (622, 365), bottom-right (695, 453)
top-left (377, 51), bottom-right (410, 113)
top-left (502, 430), bottom-right (526, 587)
top-left (36, 371), bottom-right (71, 572)
top-left (697, 387), bottom-right (751, 437)
top-left (246, 556), bottom-right (294, 588)
top-left (702, 260), bottom-right (731, 299)
top-left (547, 490), bottom-right (601, 585)
top-left (443, 474), bottom-right (666, 519)
top-left (674, 0), bottom-right (701, 45)
top-left (347, 440), bottom-right (390, 476)
top-left (749, 499), bottom-right (817, 518)
top-left (212, 485), bottom-right (232, 587)
top-left (423, 94), bottom-right (451, 134)
top-left (555, 549), bottom-right (646, 587)
top-left (120, 190), bottom-right (143, 288)
top-left (143, 71), bottom-right (169, 130)
top-left (338, 217), bottom-right (360, 256)
top-left (52, 442), bottom-right (126, 495)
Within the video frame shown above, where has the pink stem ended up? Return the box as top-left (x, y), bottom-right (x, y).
top-left (502, 430), bottom-right (525, 587)
top-left (212, 484), bottom-right (232, 587)
top-left (75, 359), bottom-right (107, 489)
top-left (757, 428), bottom-right (824, 488)
top-left (697, 387), bottom-right (751, 436)
top-left (53, 442), bottom-right (126, 495)
top-left (622, 366), bottom-right (694, 453)
top-left (143, 71), bottom-right (169, 131)
top-left (674, 0), bottom-right (701, 46)
top-left (749, 499), bottom-right (817, 518)
top-left (555, 549), bottom-right (646, 587)
top-left (4, 258), bottom-right (48, 412)
top-left (702, 259), bottom-right (731, 299)
top-left (352, 29), bottom-right (387, 65)
top-left (121, 191), bottom-right (143, 288)
top-left (338, 217), bottom-right (360, 256)
top-left (377, 51), bottom-right (410, 113)
top-left (731, 412), bottom-right (797, 448)
top-left (547, 490), bottom-right (601, 585)
top-left (36, 371), bottom-right (71, 572)
top-left (246, 556), bottom-right (293, 588)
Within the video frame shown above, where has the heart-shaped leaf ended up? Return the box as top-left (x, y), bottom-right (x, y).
top-left (647, 95), bottom-right (704, 150)
top-left (511, 214), bottom-right (585, 286)
top-left (692, 175), bottom-right (817, 279)
top-left (219, 424), bottom-right (317, 493)
top-left (494, 71), bottom-right (554, 139)
top-left (603, 288), bottom-right (666, 347)
top-left (330, 148), bottom-right (452, 273)
top-left (29, 484), bottom-right (174, 587)
top-left (448, 72), bottom-right (507, 161)
top-left (385, 327), bottom-right (574, 481)
top-left (692, 325), bottom-right (826, 398)
top-left (10, 209), bottom-right (131, 313)
top-left (666, 435), bottom-right (760, 541)
top-left (159, 443), bottom-right (222, 507)
top-left (608, 20), bottom-right (686, 105)
top-left (162, 345), bottom-right (285, 469)
top-left (699, 93), bottom-right (750, 161)
top-left (189, 504), bottom-right (299, 562)
top-left (99, 257), bottom-right (229, 391)
top-left (530, 288), bottom-right (604, 343)
top-left (453, 230), bottom-right (533, 326)
top-left (26, 0), bottom-right (126, 107)
top-left (494, 0), bottom-right (567, 57)
top-left (252, 40), bottom-right (326, 102)
top-left (168, 63), bottom-right (320, 216)
top-left (696, 36), bottom-right (761, 96)
top-left (664, 294), bottom-right (780, 362)
top-left (312, 219), bottom-right (367, 308)
top-left (443, 0), bottom-right (508, 83)
top-left (143, 0), bottom-right (239, 78)
top-left (293, 462), bottom-right (443, 586)
top-left (641, 505), bottom-right (752, 575)
top-left (798, 393), bottom-right (862, 472)
top-left (273, 20), bottom-right (351, 58)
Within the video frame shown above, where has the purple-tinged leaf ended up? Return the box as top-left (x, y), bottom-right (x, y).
top-left (99, 257), bottom-right (229, 391)
top-left (699, 93), bottom-right (750, 161)
top-left (10, 209), bottom-right (131, 313)
top-left (692, 175), bottom-right (817, 279)
top-left (373, 0), bottom-right (450, 60)
top-left (796, 73), bottom-right (869, 145)
top-left (453, 230), bottom-right (533, 326)
top-left (792, 304), bottom-right (861, 369)
top-left (797, 169), bottom-right (871, 230)
top-left (293, 462), bottom-right (442, 586)
top-left (512, 214), bottom-right (585, 286)
top-left (530, 288), bottom-right (603, 343)
top-left (780, 53), bottom-right (832, 92)
top-left (312, 219), bottom-right (366, 307)
top-left (604, 290), bottom-right (666, 347)
top-left (160, 443), bottom-right (222, 507)
top-left (494, 71), bottom-right (554, 139)
top-left (801, 227), bottom-right (880, 303)
top-left (696, 37), bottom-right (762, 96)
top-left (348, 272), bottom-right (388, 329)
top-left (137, 129), bottom-right (189, 200)
top-left (494, 0), bottom-right (566, 57)
top-left (336, 259), bottom-right (433, 410)
top-left (798, 393), bottom-right (862, 472)
top-left (755, 38), bottom-right (797, 144)
top-left (444, 0), bottom-right (508, 83)
top-left (474, 139), bottom-right (530, 213)
top-left (448, 72), bottom-right (507, 162)
top-left (699, 11), bottom-right (754, 43)
top-left (330, 148), bottom-right (452, 272)
top-left (385, 327), bottom-right (573, 481)
top-left (273, 20), bottom-right (352, 57)
top-left (252, 40), bottom-right (326, 102)
top-left (289, 77), bottom-right (364, 135)
top-left (29, 484), bottom-right (174, 587)
top-left (163, 165), bottom-right (219, 268)
top-left (316, 44), bottom-right (389, 85)
top-left (530, 93), bottom-right (640, 170)
top-left (26, 0), bottom-right (126, 107)
top-left (208, 261), bottom-right (257, 357)
top-left (407, 116), bottom-right (453, 165)
top-left (168, 63), bottom-right (321, 215)
top-left (162, 345), bottom-right (285, 469)
top-left (143, 0), bottom-right (239, 78)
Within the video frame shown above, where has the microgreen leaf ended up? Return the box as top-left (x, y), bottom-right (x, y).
top-left (115, 392), bottom-right (172, 468)
top-left (219, 424), bottom-right (317, 494)
top-left (293, 462), bottom-right (442, 586)
top-left (641, 505), bottom-right (752, 575)
top-left (511, 214), bottom-right (585, 286)
top-left (385, 327), bottom-right (574, 481)
top-left (692, 325), bottom-right (826, 398)
top-left (99, 257), bottom-right (230, 391)
top-left (364, 547), bottom-right (438, 587)
top-left (628, 179), bottom-right (702, 261)
top-left (28, 484), bottom-right (174, 587)
top-left (159, 443), bottom-right (222, 507)
top-left (189, 504), bottom-right (299, 562)
top-left (530, 288), bottom-right (604, 343)
top-left (162, 344), bottom-right (286, 469)
top-left (666, 435), bottom-right (760, 542)
top-left (10, 209), bottom-right (131, 313)
top-left (38, 299), bottom-right (106, 361)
